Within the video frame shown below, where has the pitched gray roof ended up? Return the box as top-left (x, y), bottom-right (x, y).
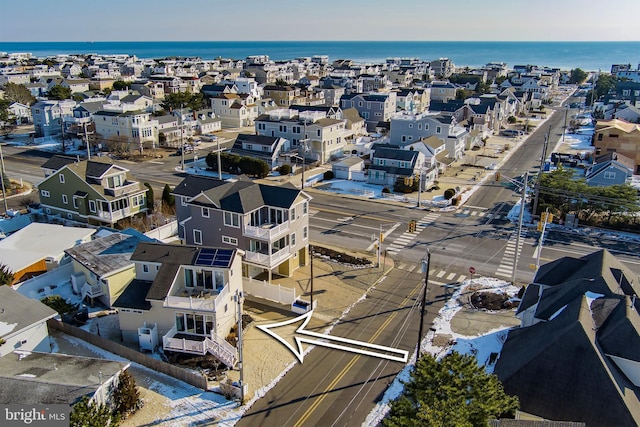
top-left (41, 155), bottom-right (77, 171)
top-left (131, 243), bottom-right (200, 300)
top-left (0, 286), bottom-right (58, 340)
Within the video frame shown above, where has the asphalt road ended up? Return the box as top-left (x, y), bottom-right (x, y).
top-left (238, 267), bottom-right (444, 427)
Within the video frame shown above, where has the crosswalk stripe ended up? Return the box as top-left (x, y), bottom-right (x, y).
top-left (495, 270), bottom-right (512, 277)
top-left (446, 272), bottom-right (456, 280)
top-left (471, 211), bottom-right (478, 216)
top-left (436, 270), bottom-right (446, 278)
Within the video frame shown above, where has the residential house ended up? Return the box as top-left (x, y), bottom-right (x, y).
top-left (389, 111), bottom-right (469, 160)
top-left (314, 84), bottom-right (346, 107)
top-left (429, 81), bottom-right (458, 103)
top-left (65, 231), bottom-right (155, 308)
top-left (340, 92), bottom-right (397, 132)
top-left (262, 85), bottom-right (299, 107)
top-left (61, 78), bottom-right (91, 94)
top-left (0, 351), bottom-right (130, 408)
top-left (255, 109), bottom-right (348, 163)
top-left (430, 58), bottom-right (455, 78)
top-left (172, 175), bottom-right (311, 281)
top-left (201, 83), bottom-right (238, 98)
top-left (585, 152), bottom-right (634, 186)
top-left (593, 119), bottom-right (640, 173)
top-left (148, 75), bottom-right (187, 94)
top-left (209, 93), bottom-right (258, 128)
top-left (113, 242), bottom-right (242, 367)
top-left (0, 285), bottom-right (58, 357)
top-left (31, 99), bottom-right (76, 138)
top-left (93, 110), bottom-right (158, 153)
top-left (358, 74), bottom-right (392, 92)
top-left (231, 134), bottom-right (290, 170)
top-left (342, 107), bottom-right (367, 140)
top-left (7, 102), bottom-right (32, 124)
top-left (0, 223), bottom-right (94, 284)
top-left (368, 145), bottom-right (433, 190)
top-left (37, 156), bottom-right (148, 226)
top-left (495, 250), bottom-right (640, 426)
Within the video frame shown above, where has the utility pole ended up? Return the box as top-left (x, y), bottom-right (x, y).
top-left (416, 169), bottom-right (423, 208)
top-left (84, 122), bottom-right (90, 160)
top-left (309, 245), bottom-right (314, 309)
top-left (216, 138), bottom-right (222, 180)
top-left (511, 171), bottom-right (528, 285)
top-left (532, 127), bottom-right (550, 217)
top-left (180, 105), bottom-right (185, 171)
top-left (0, 143), bottom-right (8, 215)
top-left (562, 106), bottom-right (569, 143)
top-left (235, 290), bottom-right (245, 403)
top-left (417, 249), bottom-right (431, 356)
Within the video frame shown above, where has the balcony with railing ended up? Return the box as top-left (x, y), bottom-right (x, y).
top-left (243, 221), bottom-right (289, 240)
top-left (97, 206), bottom-right (131, 222)
top-left (244, 246), bottom-right (290, 267)
top-left (104, 181), bottom-right (141, 197)
top-left (81, 283), bottom-right (104, 301)
top-left (162, 325), bottom-right (238, 367)
top-left (164, 285), bottom-right (229, 312)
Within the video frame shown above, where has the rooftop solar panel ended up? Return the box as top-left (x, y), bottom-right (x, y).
top-left (195, 248), bottom-right (234, 268)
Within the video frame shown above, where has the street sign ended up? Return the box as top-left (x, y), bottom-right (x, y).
top-left (469, 266), bottom-right (476, 275)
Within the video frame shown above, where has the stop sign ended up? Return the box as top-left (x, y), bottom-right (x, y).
top-left (469, 266), bottom-right (476, 275)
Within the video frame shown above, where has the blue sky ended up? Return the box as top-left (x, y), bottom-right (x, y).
top-left (1, 0), bottom-right (638, 42)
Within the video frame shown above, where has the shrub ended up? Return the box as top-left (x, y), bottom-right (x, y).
top-left (444, 188), bottom-right (456, 200)
top-left (40, 295), bottom-right (78, 315)
top-left (382, 187), bottom-right (391, 194)
top-left (278, 164), bottom-right (292, 175)
top-left (112, 370), bottom-right (142, 418)
top-left (323, 170), bottom-right (334, 180)
top-left (507, 115), bottom-right (517, 124)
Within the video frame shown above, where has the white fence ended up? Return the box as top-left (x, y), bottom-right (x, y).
top-left (145, 220), bottom-right (178, 241)
top-left (13, 263), bottom-right (74, 299)
top-left (243, 277), bottom-right (297, 305)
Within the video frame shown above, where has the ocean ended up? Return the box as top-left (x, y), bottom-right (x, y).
top-left (0, 41), bottom-right (638, 72)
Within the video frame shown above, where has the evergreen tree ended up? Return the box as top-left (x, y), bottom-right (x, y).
top-left (162, 184), bottom-right (175, 207)
top-left (0, 264), bottom-right (14, 286)
top-left (384, 352), bottom-right (518, 427)
top-left (144, 183), bottom-right (154, 213)
top-left (69, 396), bottom-right (119, 427)
top-left (47, 85), bottom-right (72, 100)
top-left (112, 370), bottom-right (141, 417)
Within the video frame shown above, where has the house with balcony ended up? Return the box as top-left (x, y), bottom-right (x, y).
top-left (37, 155), bottom-right (148, 226)
top-left (209, 93), bottom-right (258, 128)
top-left (172, 175), bottom-right (311, 282)
top-left (31, 99), bottom-right (76, 138)
top-left (262, 85), bottom-right (300, 107)
top-left (255, 109), bottom-right (348, 163)
top-left (113, 243), bottom-right (242, 367)
top-left (340, 92), bottom-right (397, 132)
top-left (231, 134), bottom-right (290, 170)
top-left (65, 230), bottom-right (155, 308)
top-left (94, 109), bottom-right (158, 153)
top-left (593, 119), bottom-right (640, 173)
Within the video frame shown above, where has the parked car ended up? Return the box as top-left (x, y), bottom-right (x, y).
top-left (201, 134), bottom-right (218, 142)
top-left (500, 129), bottom-right (523, 137)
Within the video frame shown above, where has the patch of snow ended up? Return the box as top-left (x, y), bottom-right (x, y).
top-left (365, 277), bottom-right (519, 426)
top-left (0, 321), bottom-right (18, 336)
top-left (17, 374), bottom-right (37, 378)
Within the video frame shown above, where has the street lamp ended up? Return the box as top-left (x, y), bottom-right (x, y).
top-left (417, 249), bottom-right (431, 355)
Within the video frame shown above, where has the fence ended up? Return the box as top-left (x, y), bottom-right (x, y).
top-left (48, 319), bottom-right (208, 390)
top-left (13, 263), bottom-right (74, 298)
top-left (144, 220), bottom-right (178, 241)
top-left (243, 277), bottom-right (297, 305)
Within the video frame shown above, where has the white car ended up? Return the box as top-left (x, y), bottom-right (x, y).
top-left (485, 163), bottom-right (497, 170)
top-left (201, 134), bottom-right (218, 142)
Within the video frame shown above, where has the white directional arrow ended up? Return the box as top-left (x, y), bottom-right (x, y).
top-left (256, 310), bottom-right (408, 364)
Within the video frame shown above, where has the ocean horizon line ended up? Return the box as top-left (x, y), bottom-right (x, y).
top-left (3, 40), bottom-right (640, 43)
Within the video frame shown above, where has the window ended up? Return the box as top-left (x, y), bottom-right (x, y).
top-left (604, 171), bottom-right (616, 179)
top-left (193, 229), bottom-right (202, 245)
top-left (181, 196), bottom-right (187, 206)
top-left (143, 264), bottom-right (149, 273)
top-left (67, 213), bottom-right (73, 219)
top-left (317, 129), bottom-right (321, 137)
top-left (202, 207), bottom-right (209, 218)
top-left (222, 236), bottom-right (238, 245)
top-left (62, 194), bottom-right (68, 204)
top-left (610, 134), bottom-right (619, 138)
top-left (303, 226), bottom-right (308, 239)
top-left (40, 190), bottom-right (50, 197)
top-left (89, 200), bottom-right (96, 212)
top-left (303, 202), bottom-right (308, 214)
top-left (224, 211), bottom-right (240, 227)
top-left (59, 174), bottom-right (65, 183)
top-left (291, 233), bottom-right (296, 246)
top-left (73, 197), bottom-right (78, 209)
top-left (436, 126), bottom-right (441, 134)
top-left (597, 133), bottom-right (603, 141)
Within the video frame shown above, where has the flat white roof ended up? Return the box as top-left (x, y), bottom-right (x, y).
top-left (0, 223), bottom-right (95, 275)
